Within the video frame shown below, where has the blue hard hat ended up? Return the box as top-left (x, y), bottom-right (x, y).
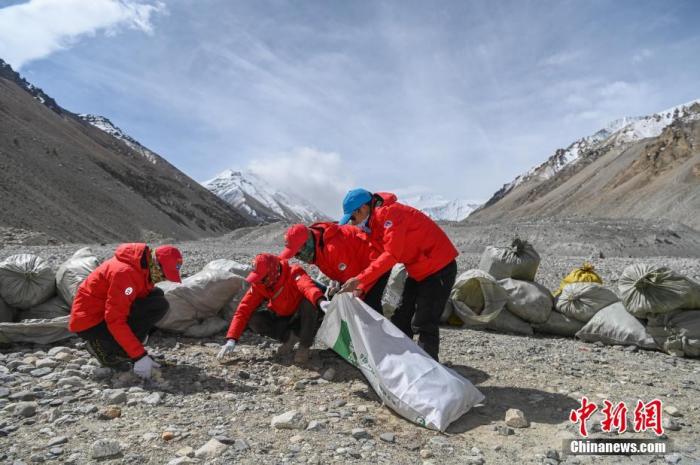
top-left (339, 188), bottom-right (372, 225)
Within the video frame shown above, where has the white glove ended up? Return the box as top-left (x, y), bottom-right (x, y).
top-left (133, 355), bottom-right (160, 380)
top-left (319, 300), bottom-right (331, 313)
top-left (216, 339), bottom-right (237, 360)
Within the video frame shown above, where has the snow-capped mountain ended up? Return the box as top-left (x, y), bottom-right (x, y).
top-left (203, 170), bottom-right (329, 224)
top-left (470, 98), bottom-right (700, 229)
top-left (401, 194), bottom-right (481, 221)
top-left (80, 114), bottom-right (160, 164)
top-left (481, 99), bottom-right (700, 209)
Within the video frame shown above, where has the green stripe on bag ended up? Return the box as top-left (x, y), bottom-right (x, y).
top-left (332, 320), bottom-right (358, 367)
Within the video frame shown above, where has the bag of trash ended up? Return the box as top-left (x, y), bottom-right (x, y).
top-left (183, 315), bottom-right (230, 338)
top-left (317, 293), bottom-right (485, 431)
top-left (618, 264), bottom-right (700, 318)
top-left (0, 316), bottom-right (72, 345)
top-left (448, 270), bottom-right (533, 335)
top-left (382, 264), bottom-right (407, 318)
top-left (0, 254), bottom-right (56, 309)
top-left (156, 269), bottom-right (246, 333)
top-left (554, 263), bottom-right (602, 297)
top-left (19, 296), bottom-right (70, 321)
top-left (478, 238), bottom-right (540, 281)
top-left (203, 259), bottom-right (252, 321)
top-left (499, 278), bottom-right (553, 324)
top-left (533, 310), bottom-right (585, 337)
top-left (55, 247), bottom-right (100, 305)
top-left (557, 283), bottom-right (619, 322)
top-left (646, 310), bottom-right (700, 357)
top-left (0, 297), bottom-right (15, 323)
top-left (202, 259), bottom-right (251, 277)
top-left (575, 302), bottom-right (656, 348)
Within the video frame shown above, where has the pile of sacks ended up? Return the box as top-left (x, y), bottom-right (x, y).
top-left (0, 250), bottom-right (250, 345)
top-left (442, 239), bottom-right (700, 358)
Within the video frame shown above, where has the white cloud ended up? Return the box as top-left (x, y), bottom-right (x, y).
top-left (540, 50), bottom-right (583, 66)
top-left (632, 48), bottom-right (653, 63)
top-left (0, 0), bottom-right (166, 69)
top-left (247, 147), bottom-right (354, 217)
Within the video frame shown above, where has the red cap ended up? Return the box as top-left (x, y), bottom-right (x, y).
top-left (279, 224), bottom-right (309, 260)
top-left (246, 253), bottom-right (280, 284)
top-left (155, 245), bottom-right (183, 283)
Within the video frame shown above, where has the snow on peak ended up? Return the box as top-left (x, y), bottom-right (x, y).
top-left (79, 114), bottom-right (159, 164)
top-left (401, 193), bottom-right (481, 221)
top-left (203, 169), bottom-right (328, 223)
top-left (500, 98), bottom-right (700, 195)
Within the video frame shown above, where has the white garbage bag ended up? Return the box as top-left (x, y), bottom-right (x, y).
top-left (55, 247), bottom-right (100, 305)
top-left (203, 259), bottom-right (251, 321)
top-left (0, 254), bottom-right (56, 309)
top-left (0, 297), bottom-right (15, 323)
top-left (20, 296), bottom-right (70, 320)
top-left (156, 269), bottom-right (245, 334)
top-left (533, 310), bottom-right (585, 337)
top-left (498, 278), bottom-right (553, 324)
top-left (478, 238), bottom-right (540, 281)
top-left (317, 294), bottom-right (485, 431)
top-left (557, 282), bottom-right (619, 322)
top-left (647, 310), bottom-right (700, 358)
top-left (575, 302), bottom-right (656, 349)
top-left (381, 264), bottom-right (407, 318)
top-left (0, 316), bottom-right (72, 345)
top-left (618, 264), bottom-right (700, 318)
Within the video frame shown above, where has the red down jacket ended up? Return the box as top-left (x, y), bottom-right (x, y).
top-left (355, 192), bottom-right (459, 291)
top-left (69, 243), bottom-right (153, 359)
top-left (308, 222), bottom-right (382, 288)
top-left (226, 260), bottom-right (324, 340)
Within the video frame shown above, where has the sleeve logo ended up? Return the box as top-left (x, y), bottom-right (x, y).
top-left (384, 220), bottom-right (393, 228)
top-left (338, 263), bottom-right (347, 271)
top-left (124, 287), bottom-right (133, 296)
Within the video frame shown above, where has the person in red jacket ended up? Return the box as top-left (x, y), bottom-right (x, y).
top-left (69, 243), bottom-right (183, 379)
top-left (338, 189), bottom-right (458, 361)
top-left (217, 253), bottom-right (326, 364)
top-left (278, 222), bottom-right (390, 314)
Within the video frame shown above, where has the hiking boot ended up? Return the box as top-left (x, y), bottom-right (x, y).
top-left (277, 333), bottom-right (299, 356)
top-left (85, 339), bottom-right (130, 368)
top-left (293, 346), bottom-right (310, 364)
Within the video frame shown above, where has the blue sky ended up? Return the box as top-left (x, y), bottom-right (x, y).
top-left (1, 0), bottom-right (699, 215)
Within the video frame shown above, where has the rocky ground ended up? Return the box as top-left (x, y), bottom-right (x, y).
top-left (1, 223), bottom-right (700, 465)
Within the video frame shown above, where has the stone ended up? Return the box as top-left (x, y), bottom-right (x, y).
top-left (98, 406), bottom-right (122, 420)
top-left (505, 408), bottom-right (529, 428)
top-left (663, 417), bottom-right (681, 431)
top-left (194, 438), bottom-right (228, 459)
top-left (102, 389), bottom-right (127, 405)
top-left (497, 425), bottom-right (515, 436)
top-left (331, 399), bottom-right (347, 408)
top-left (162, 431), bottom-right (175, 441)
top-left (91, 367), bottom-right (113, 380)
top-left (465, 457), bottom-right (485, 465)
top-left (47, 437), bottom-right (67, 447)
top-left (233, 439), bottom-right (250, 451)
top-left (306, 420), bottom-right (325, 431)
top-left (664, 405), bottom-right (681, 417)
top-left (290, 434), bottom-right (304, 443)
top-left (9, 391), bottom-right (36, 401)
top-left (54, 353), bottom-right (73, 363)
top-left (379, 433), bottom-right (395, 443)
top-left (57, 377), bottom-right (84, 388)
top-left (351, 428), bottom-right (371, 440)
top-left (30, 368), bottom-right (52, 377)
top-left (168, 458), bottom-right (196, 465)
top-left (420, 450), bottom-right (434, 459)
top-left (176, 447), bottom-right (194, 457)
top-left (664, 454), bottom-right (682, 465)
top-left (35, 359), bottom-right (59, 369)
top-left (322, 367), bottom-right (336, 381)
top-left (91, 439), bottom-right (122, 459)
top-left (0, 387), bottom-right (9, 398)
top-left (142, 392), bottom-right (163, 405)
top-left (47, 347), bottom-right (71, 357)
top-left (14, 402), bottom-right (37, 417)
top-left (48, 447), bottom-right (63, 456)
top-left (272, 410), bottom-right (307, 430)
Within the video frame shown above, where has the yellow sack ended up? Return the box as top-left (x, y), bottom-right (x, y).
top-left (553, 262), bottom-right (602, 297)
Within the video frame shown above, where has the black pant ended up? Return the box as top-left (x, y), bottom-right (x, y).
top-left (248, 299), bottom-right (320, 348)
top-left (77, 288), bottom-right (169, 361)
top-left (390, 260), bottom-right (457, 361)
top-left (362, 271), bottom-right (391, 315)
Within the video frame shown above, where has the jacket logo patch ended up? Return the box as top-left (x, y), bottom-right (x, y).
top-left (338, 263), bottom-right (347, 271)
top-left (295, 275), bottom-right (301, 281)
top-left (124, 287), bottom-right (134, 296)
top-left (384, 220), bottom-right (393, 228)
